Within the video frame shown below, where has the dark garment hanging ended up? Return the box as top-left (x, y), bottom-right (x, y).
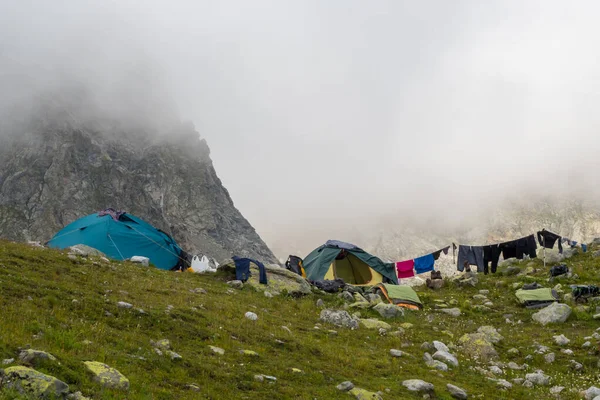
top-left (457, 245), bottom-right (485, 272)
top-left (432, 246), bottom-right (451, 261)
top-left (500, 235), bottom-right (537, 260)
top-left (537, 230), bottom-right (563, 253)
top-left (482, 244), bottom-right (501, 274)
top-left (232, 256), bottom-right (268, 284)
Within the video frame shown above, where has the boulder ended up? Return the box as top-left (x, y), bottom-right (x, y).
top-left (373, 303), bottom-right (404, 319)
top-left (83, 361), bottom-right (130, 390)
top-left (365, 293), bottom-right (383, 305)
top-left (320, 310), bottom-right (359, 329)
top-left (402, 379), bottom-right (434, 393)
top-left (69, 244), bottom-right (106, 257)
top-left (532, 303), bottom-right (572, 325)
top-left (336, 381), bottom-right (355, 391)
top-left (1, 366), bottom-right (69, 398)
top-left (458, 333), bottom-right (498, 362)
top-left (18, 349), bottom-right (57, 366)
top-left (583, 386), bottom-right (600, 400)
top-left (359, 319), bottom-right (391, 330)
top-left (447, 383), bottom-right (468, 399)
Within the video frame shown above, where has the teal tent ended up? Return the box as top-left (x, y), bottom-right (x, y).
top-left (47, 209), bottom-right (185, 270)
top-left (303, 240), bottom-right (397, 285)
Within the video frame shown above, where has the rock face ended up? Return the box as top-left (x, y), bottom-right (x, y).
top-left (532, 303), bottom-right (572, 325)
top-left (0, 106), bottom-right (277, 263)
top-left (1, 366), bottom-right (69, 398)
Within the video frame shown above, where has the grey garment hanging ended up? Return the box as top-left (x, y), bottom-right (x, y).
top-left (457, 245), bottom-right (485, 272)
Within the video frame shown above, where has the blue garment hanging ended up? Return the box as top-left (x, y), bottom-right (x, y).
top-left (232, 256), bottom-right (268, 284)
top-left (414, 253), bottom-right (435, 274)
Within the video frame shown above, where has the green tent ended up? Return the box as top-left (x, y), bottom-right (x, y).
top-left (303, 240), bottom-right (397, 285)
top-left (375, 283), bottom-right (423, 310)
top-left (515, 288), bottom-right (559, 309)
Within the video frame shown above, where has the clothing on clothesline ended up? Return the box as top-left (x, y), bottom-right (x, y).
top-left (432, 246), bottom-right (450, 260)
top-left (232, 256), bottom-right (268, 284)
top-left (396, 259), bottom-right (415, 279)
top-left (582, 243), bottom-right (588, 253)
top-left (482, 244), bottom-right (501, 274)
top-left (537, 230), bottom-right (563, 253)
top-left (457, 245), bottom-right (484, 272)
top-left (499, 235), bottom-right (537, 260)
top-left (414, 254), bottom-right (435, 274)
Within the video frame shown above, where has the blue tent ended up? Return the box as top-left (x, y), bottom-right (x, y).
top-left (47, 209), bottom-right (184, 270)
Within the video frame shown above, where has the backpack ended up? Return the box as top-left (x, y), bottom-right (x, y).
top-left (571, 285), bottom-right (600, 302)
top-left (549, 264), bottom-right (569, 277)
top-left (285, 255), bottom-right (305, 278)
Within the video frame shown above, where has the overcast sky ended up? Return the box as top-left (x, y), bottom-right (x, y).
top-left (2, 1), bottom-right (600, 254)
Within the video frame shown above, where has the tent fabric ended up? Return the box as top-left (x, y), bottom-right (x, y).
top-left (303, 241), bottom-right (397, 285)
top-left (375, 283), bottom-right (423, 310)
top-left (48, 211), bottom-right (184, 270)
top-left (515, 288), bottom-right (558, 304)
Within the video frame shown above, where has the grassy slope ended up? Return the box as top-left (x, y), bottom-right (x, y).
top-left (0, 240), bottom-right (599, 399)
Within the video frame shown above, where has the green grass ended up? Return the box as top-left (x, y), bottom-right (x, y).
top-left (0, 240), bottom-right (599, 399)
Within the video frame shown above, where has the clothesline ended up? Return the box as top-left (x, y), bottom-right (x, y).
top-left (393, 228), bottom-right (587, 279)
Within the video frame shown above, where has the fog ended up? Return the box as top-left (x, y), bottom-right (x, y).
top-left (2, 1), bottom-right (600, 256)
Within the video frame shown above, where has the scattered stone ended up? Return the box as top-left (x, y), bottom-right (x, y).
top-left (227, 280), bottom-right (244, 289)
top-left (348, 387), bottom-right (383, 399)
top-left (320, 309), bottom-right (359, 329)
top-left (373, 303), bottom-right (404, 319)
top-left (117, 301), bottom-right (133, 309)
top-left (583, 386), bottom-right (600, 400)
top-left (544, 353), bottom-right (555, 364)
top-left (507, 362), bottom-right (522, 370)
top-left (166, 351), bottom-right (182, 361)
top-left (337, 381), bottom-right (355, 391)
top-left (473, 294), bottom-right (488, 301)
top-left (400, 323), bottom-right (413, 329)
top-left (67, 391), bottom-right (92, 400)
top-left (341, 291), bottom-right (355, 302)
top-left (365, 293), bottom-right (383, 304)
top-left (185, 384), bottom-right (202, 392)
top-left (18, 349), bottom-right (57, 366)
top-left (2, 358), bottom-right (15, 365)
top-left (532, 302), bottom-right (572, 325)
top-left (402, 379), bottom-right (434, 393)
top-left (432, 341), bottom-right (449, 352)
top-left (440, 308), bottom-right (462, 317)
top-left (570, 360), bottom-right (583, 370)
top-left (505, 266), bottom-right (521, 276)
top-left (190, 287), bottom-right (207, 294)
top-left (390, 349), bottom-right (403, 357)
top-left (561, 349), bottom-right (574, 355)
top-left (421, 342), bottom-right (435, 352)
top-left (316, 299), bottom-right (325, 308)
top-left (553, 334), bottom-right (570, 345)
top-left (433, 350), bottom-right (458, 367)
top-left (264, 291), bottom-right (273, 298)
top-left (496, 379), bottom-right (512, 390)
top-left (582, 341), bottom-right (592, 348)
top-left (245, 311), bottom-right (258, 321)
top-left (550, 386), bottom-right (565, 395)
top-left (281, 326), bottom-right (292, 334)
top-left (254, 375), bottom-right (264, 382)
top-left (479, 289), bottom-right (490, 295)
top-left (525, 371), bottom-right (550, 386)
top-left (359, 318), bottom-right (391, 330)
top-left (152, 339), bottom-right (171, 350)
top-left (291, 368), bottom-right (303, 373)
top-left (1, 366), bottom-right (69, 398)
top-left (477, 326), bottom-right (503, 344)
top-left (489, 365), bottom-right (503, 375)
top-left (447, 383), bottom-right (468, 399)
top-left (83, 361), bottom-right (130, 390)
top-left (523, 380), bottom-right (534, 388)
top-left (484, 302), bottom-right (494, 307)
top-left (512, 378), bottom-right (524, 385)
top-left (508, 348), bottom-right (520, 356)
top-left (458, 333), bottom-right (498, 362)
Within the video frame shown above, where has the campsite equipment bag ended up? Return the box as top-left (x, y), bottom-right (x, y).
top-left (549, 264), bottom-right (569, 277)
top-left (285, 255), bottom-right (306, 277)
top-left (311, 278), bottom-right (346, 293)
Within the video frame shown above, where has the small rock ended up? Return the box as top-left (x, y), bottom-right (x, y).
top-left (190, 287), bottom-right (207, 294)
top-left (316, 299), bottom-right (325, 308)
top-left (484, 301), bottom-right (494, 307)
top-left (185, 384), bottom-right (202, 392)
top-left (523, 380), bottom-right (534, 388)
top-left (583, 386), bottom-right (600, 400)
top-left (525, 371), bottom-right (550, 386)
top-left (359, 318), bottom-right (391, 330)
top-left (264, 291), bottom-right (273, 298)
top-left (489, 365), bottom-right (503, 375)
top-left (281, 326), bottom-right (292, 334)
top-left (337, 381), bottom-right (355, 391)
top-left (227, 280), bottom-right (244, 289)
top-left (508, 348), bottom-right (520, 356)
top-left (582, 341), bottom-right (592, 348)
top-left (209, 346), bottom-right (225, 355)
top-left (447, 383), bottom-right (468, 399)
top-left (117, 301), bottom-right (133, 309)
top-left (166, 351), bottom-right (182, 361)
top-left (532, 302), bottom-right (572, 325)
top-left (479, 289), bottom-right (490, 295)
top-left (570, 360), bottom-right (583, 370)
top-left (440, 308), bottom-right (462, 317)
top-left (402, 379), bottom-right (434, 393)
top-left (473, 294), bottom-right (488, 301)
top-left (348, 387), bottom-right (383, 399)
top-left (2, 366), bottom-right (69, 397)
top-left (496, 379), bottom-right (513, 389)
top-left (373, 303), bottom-right (404, 319)
top-left (240, 350), bottom-right (259, 356)
top-left (433, 341), bottom-right (449, 352)
top-left (543, 352), bottom-right (555, 364)
top-left (550, 386), bottom-right (565, 395)
top-left (83, 361), bottom-right (130, 390)
top-left (245, 311), bottom-right (258, 321)
top-left (477, 326), bottom-right (504, 344)
top-left (18, 349), bottom-right (57, 366)
top-left (254, 375), bottom-right (265, 382)
top-left (153, 339), bottom-right (171, 350)
top-left (291, 368), bottom-right (303, 373)
top-left (320, 309), bottom-right (359, 329)
top-left (67, 391), bottom-right (92, 400)
top-left (507, 362), bottom-right (522, 370)
top-left (390, 349), bottom-right (403, 357)
top-left (2, 358), bottom-right (15, 365)
top-left (553, 334), bottom-right (570, 346)
top-left (561, 349), bottom-right (574, 355)
top-left (433, 350), bottom-right (459, 367)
